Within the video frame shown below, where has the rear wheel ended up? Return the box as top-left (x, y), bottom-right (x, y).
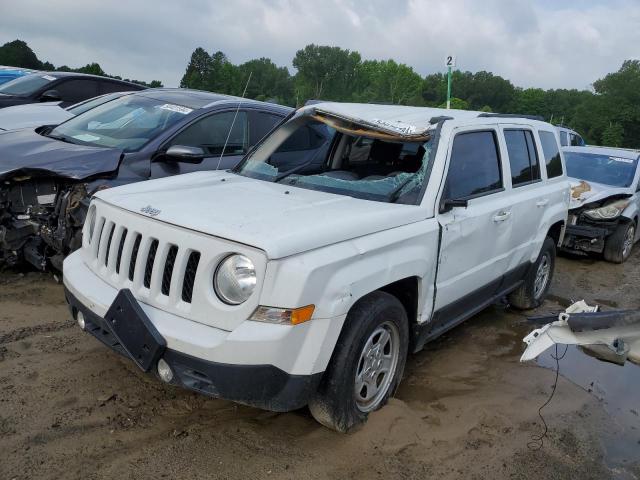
top-left (508, 236), bottom-right (556, 310)
top-left (604, 221), bottom-right (635, 264)
top-left (308, 291), bottom-right (409, 432)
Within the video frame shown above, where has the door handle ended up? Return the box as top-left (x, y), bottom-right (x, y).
top-left (536, 199), bottom-right (549, 208)
top-left (493, 211), bottom-right (511, 222)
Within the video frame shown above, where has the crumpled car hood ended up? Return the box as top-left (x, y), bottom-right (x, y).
top-left (96, 171), bottom-right (427, 259)
top-left (568, 177), bottom-right (632, 210)
top-left (0, 128), bottom-right (122, 181)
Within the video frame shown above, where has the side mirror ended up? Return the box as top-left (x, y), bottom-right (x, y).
top-left (40, 90), bottom-right (61, 102)
top-left (164, 145), bottom-right (205, 163)
top-left (439, 198), bottom-right (468, 214)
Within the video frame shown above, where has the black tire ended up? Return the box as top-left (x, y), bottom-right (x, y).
top-left (603, 221), bottom-right (636, 264)
top-left (508, 236), bottom-right (556, 310)
top-left (308, 291), bottom-right (409, 432)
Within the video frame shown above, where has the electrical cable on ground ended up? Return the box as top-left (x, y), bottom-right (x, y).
top-left (527, 343), bottom-right (569, 450)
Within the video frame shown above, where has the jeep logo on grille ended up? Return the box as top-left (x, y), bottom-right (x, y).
top-left (140, 205), bottom-right (161, 217)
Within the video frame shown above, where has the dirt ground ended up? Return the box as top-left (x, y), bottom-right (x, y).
top-left (1, 251), bottom-right (639, 480)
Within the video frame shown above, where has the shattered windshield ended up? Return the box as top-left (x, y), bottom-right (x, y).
top-left (49, 95), bottom-right (192, 152)
top-left (236, 115), bottom-right (434, 204)
top-left (565, 151), bottom-right (639, 188)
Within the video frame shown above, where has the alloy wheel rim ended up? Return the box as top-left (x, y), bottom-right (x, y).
top-left (622, 225), bottom-right (635, 258)
top-left (354, 321), bottom-right (400, 412)
top-left (533, 254), bottom-right (551, 299)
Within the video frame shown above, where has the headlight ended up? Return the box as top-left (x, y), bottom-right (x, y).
top-left (86, 204), bottom-right (97, 241)
top-left (583, 199), bottom-right (630, 221)
top-left (214, 254), bottom-right (256, 305)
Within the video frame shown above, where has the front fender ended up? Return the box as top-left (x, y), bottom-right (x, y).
top-left (259, 219), bottom-right (440, 320)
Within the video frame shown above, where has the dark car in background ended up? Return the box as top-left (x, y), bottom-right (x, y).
top-left (0, 72), bottom-right (145, 109)
top-left (0, 88), bottom-right (331, 270)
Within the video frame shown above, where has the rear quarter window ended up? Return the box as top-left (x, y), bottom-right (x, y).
top-left (539, 131), bottom-right (563, 178)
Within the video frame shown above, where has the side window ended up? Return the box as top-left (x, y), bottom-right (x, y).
top-left (445, 131), bottom-right (502, 199)
top-left (504, 129), bottom-right (541, 187)
top-left (277, 124), bottom-right (328, 152)
top-left (170, 111), bottom-right (248, 156)
top-left (539, 130), bottom-right (563, 178)
top-left (100, 81), bottom-right (132, 95)
top-left (559, 131), bottom-right (568, 147)
top-left (251, 112), bottom-right (283, 145)
top-left (55, 79), bottom-right (99, 103)
top-left (570, 133), bottom-right (584, 146)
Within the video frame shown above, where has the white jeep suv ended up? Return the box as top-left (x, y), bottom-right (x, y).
top-left (63, 103), bottom-right (570, 431)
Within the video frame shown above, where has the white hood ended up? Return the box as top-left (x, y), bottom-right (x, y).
top-left (0, 102), bottom-right (72, 131)
top-left (96, 171), bottom-right (427, 259)
top-left (568, 177), bottom-right (632, 210)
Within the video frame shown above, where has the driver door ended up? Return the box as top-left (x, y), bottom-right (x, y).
top-left (151, 110), bottom-right (250, 178)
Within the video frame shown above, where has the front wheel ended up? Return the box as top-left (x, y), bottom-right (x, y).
top-left (604, 221), bottom-right (635, 264)
top-left (508, 236), bottom-right (556, 310)
top-left (308, 291), bottom-right (409, 432)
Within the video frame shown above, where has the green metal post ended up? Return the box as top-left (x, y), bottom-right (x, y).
top-left (446, 66), bottom-right (452, 109)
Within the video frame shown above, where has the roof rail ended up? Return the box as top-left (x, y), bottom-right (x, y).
top-left (429, 116), bottom-right (454, 124)
top-left (477, 113), bottom-right (544, 121)
top-left (304, 99), bottom-right (325, 106)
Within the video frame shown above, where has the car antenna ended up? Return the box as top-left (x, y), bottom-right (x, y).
top-left (216, 71), bottom-right (252, 170)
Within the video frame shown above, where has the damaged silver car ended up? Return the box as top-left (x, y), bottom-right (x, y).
top-left (562, 146), bottom-right (640, 263)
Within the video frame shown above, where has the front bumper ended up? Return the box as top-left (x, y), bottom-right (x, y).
top-left (561, 216), bottom-right (618, 254)
top-left (65, 287), bottom-right (322, 412)
top-left (62, 251), bottom-right (343, 412)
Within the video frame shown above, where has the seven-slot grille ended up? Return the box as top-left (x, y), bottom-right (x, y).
top-left (90, 216), bottom-right (201, 303)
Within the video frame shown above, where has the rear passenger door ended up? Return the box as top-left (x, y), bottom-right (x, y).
top-left (435, 127), bottom-right (513, 319)
top-left (499, 126), bottom-right (546, 270)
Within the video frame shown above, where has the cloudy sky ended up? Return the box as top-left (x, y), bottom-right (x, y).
top-left (1, 0), bottom-right (639, 90)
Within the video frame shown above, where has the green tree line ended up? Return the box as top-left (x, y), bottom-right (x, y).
top-left (182, 44), bottom-right (640, 149)
top-left (3, 39), bottom-right (637, 148)
top-left (0, 39), bottom-right (162, 88)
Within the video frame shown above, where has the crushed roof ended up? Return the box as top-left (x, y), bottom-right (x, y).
top-left (304, 102), bottom-right (511, 139)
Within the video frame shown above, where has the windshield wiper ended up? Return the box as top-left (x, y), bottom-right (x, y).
top-left (46, 132), bottom-right (77, 145)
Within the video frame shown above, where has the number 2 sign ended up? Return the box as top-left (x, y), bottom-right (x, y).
top-left (445, 55), bottom-right (456, 68)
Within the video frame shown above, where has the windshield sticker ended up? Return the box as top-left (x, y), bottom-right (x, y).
top-left (72, 133), bottom-right (101, 142)
top-left (158, 103), bottom-right (193, 115)
top-left (372, 118), bottom-right (417, 135)
top-left (610, 156), bottom-right (634, 164)
top-left (41, 75), bottom-right (56, 81)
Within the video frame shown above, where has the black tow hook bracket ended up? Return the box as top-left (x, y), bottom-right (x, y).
top-left (104, 289), bottom-right (167, 372)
